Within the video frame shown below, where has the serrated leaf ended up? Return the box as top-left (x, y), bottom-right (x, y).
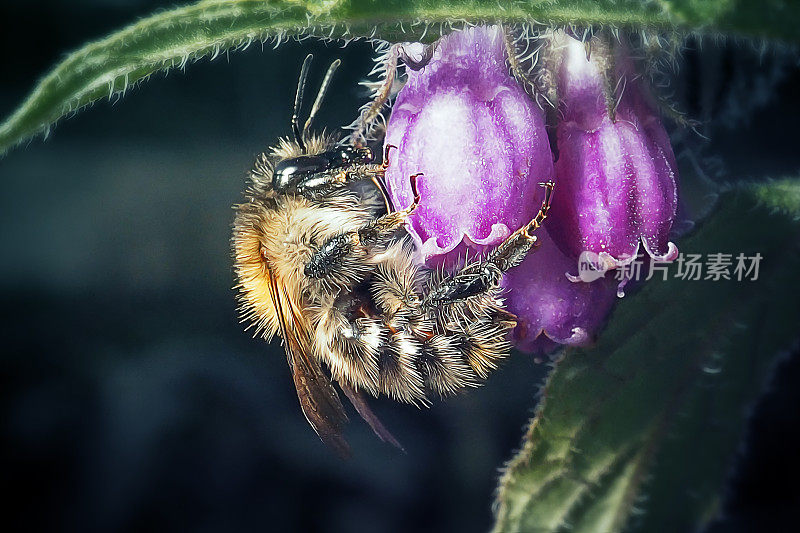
top-left (492, 179), bottom-right (800, 533)
top-left (3, 0), bottom-right (800, 156)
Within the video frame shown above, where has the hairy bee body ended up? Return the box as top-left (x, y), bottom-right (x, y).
top-left (232, 55), bottom-right (553, 453)
top-left (234, 134), bottom-right (514, 409)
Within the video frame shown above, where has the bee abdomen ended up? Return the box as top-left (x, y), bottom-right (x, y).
top-left (417, 334), bottom-right (479, 397)
top-left (378, 310), bottom-right (514, 402)
top-left (314, 258), bottom-right (516, 404)
top-left (315, 304), bottom-right (384, 397)
top-left (377, 329), bottom-right (427, 405)
top-left (449, 318), bottom-right (513, 380)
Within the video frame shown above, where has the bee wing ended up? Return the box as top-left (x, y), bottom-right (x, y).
top-left (282, 279), bottom-right (403, 453)
top-left (338, 380), bottom-right (405, 452)
top-left (268, 273), bottom-right (351, 457)
top-left (290, 339), bottom-right (351, 458)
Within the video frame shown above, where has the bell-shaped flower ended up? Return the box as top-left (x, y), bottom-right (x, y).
top-left (384, 26), bottom-right (617, 353)
top-left (384, 25), bottom-right (554, 265)
top-left (545, 32), bottom-right (679, 269)
top-left (502, 225), bottom-right (619, 353)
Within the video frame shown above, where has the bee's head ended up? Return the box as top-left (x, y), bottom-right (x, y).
top-left (272, 154), bottom-right (331, 193)
top-left (271, 145), bottom-right (375, 194)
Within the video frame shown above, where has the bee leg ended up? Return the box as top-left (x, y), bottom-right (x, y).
top-left (358, 173), bottom-right (421, 245)
top-left (304, 174), bottom-right (422, 282)
top-left (422, 181), bottom-right (554, 307)
top-left (484, 180), bottom-right (554, 271)
top-left (293, 169), bottom-right (354, 198)
top-left (293, 146), bottom-right (398, 206)
top-left (348, 42), bottom-right (435, 146)
top-left (347, 45), bottom-right (400, 146)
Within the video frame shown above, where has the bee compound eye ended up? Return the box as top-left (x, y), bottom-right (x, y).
top-left (272, 155), bottom-right (329, 192)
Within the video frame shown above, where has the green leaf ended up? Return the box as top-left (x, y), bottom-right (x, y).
top-left (492, 179), bottom-right (800, 533)
top-left (3, 0), bottom-right (800, 156)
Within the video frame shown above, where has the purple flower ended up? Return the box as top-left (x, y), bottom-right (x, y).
top-left (502, 226), bottom-right (618, 353)
top-left (545, 33), bottom-right (679, 268)
top-left (384, 25), bottom-right (554, 265)
top-left (384, 26), bottom-right (620, 353)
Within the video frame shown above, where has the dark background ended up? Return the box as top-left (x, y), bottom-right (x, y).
top-left (1, 1), bottom-right (798, 532)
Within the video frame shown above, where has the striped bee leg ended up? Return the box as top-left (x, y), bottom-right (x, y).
top-left (422, 181), bottom-right (554, 308)
top-left (303, 174), bottom-right (421, 285)
top-left (415, 183), bottom-right (554, 380)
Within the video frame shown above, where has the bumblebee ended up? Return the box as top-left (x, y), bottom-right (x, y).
top-left (232, 55), bottom-right (554, 455)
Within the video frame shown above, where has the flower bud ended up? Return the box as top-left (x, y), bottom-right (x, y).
top-left (546, 32), bottom-right (679, 268)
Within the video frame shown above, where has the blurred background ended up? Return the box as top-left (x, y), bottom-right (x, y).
top-left (1, 1), bottom-right (799, 531)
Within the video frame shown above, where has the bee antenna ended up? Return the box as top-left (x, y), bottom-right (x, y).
top-left (292, 54), bottom-right (313, 152)
top-left (303, 58), bottom-right (341, 137)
